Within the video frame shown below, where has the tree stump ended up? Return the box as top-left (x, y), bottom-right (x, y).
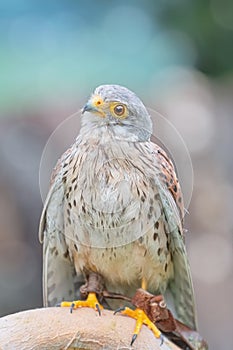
top-left (0, 307), bottom-right (181, 349)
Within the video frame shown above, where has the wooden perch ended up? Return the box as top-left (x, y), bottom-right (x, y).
top-left (0, 307), bottom-right (181, 350)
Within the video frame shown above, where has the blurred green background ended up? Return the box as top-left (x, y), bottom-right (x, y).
top-left (0, 1), bottom-right (233, 349)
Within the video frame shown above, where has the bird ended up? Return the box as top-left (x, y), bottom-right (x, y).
top-left (39, 84), bottom-right (197, 345)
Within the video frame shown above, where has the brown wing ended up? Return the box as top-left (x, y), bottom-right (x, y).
top-left (151, 143), bottom-right (197, 329)
top-left (50, 147), bottom-right (73, 186)
top-left (39, 143), bottom-right (84, 306)
top-left (152, 143), bottom-right (184, 226)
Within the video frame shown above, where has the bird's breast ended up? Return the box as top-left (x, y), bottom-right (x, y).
top-left (63, 138), bottom-right (173, 293)
top-left (63, 138), bottom-right (162, 248)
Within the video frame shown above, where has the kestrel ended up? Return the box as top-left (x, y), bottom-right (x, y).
top-left (39, 84), bottom-right (197, 345)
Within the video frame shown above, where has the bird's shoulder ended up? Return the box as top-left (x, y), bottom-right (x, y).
top-left (50, 146), bottom-right (74, 186)
top-left (151, 142), bottom-right (184, 223)
top-left (39, 141), bottom-right (79, 242)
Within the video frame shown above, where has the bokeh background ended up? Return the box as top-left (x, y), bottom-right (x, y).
top-left (0, 1), bottom-right (233, 349)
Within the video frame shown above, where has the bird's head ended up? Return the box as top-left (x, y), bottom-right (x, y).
top-left (81, 84), bottom-right (152, 142)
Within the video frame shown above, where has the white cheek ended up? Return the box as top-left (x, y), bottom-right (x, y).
top-left (112, 125), bottom-right (139, 142)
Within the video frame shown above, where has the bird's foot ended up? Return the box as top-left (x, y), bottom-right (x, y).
top-left (59, 292), bottom-right (103, 315)
top-left (114, 307), bottom-right (163, 346)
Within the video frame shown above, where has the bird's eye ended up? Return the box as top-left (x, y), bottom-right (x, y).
top-left (113, 104), bottom-right (125, 116)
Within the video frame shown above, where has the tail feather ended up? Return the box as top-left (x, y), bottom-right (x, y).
top-left (169, 234), bottom-right (197, 330)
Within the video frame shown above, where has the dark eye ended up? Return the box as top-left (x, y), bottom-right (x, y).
top-left (114, 104), bottom-right (125, 116)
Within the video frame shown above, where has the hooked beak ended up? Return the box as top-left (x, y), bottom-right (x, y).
top-left (82, 102), bottom-right (100, 114)
top-left (82, 98), bottom-right (106, 118)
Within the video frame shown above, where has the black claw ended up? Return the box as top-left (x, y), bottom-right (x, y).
top-left (131, 334), bottom-right (137, 346)
top-left (160, 334), bottom-right (164, 346)
top-left (70, 302), bottom-right (75, 313)
top-left (114, 307), bottom-right (126, 315)
top-left (96, 303), bottom-right (101, 316)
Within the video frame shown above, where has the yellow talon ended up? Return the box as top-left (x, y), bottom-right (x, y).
top-left (121, 307), bottom-right (161, 339)
top-left (60, 292), bottom-right (103, 314)
top-left (141, 277), bottom-right (147, 290)
top-left (114, 278), bottom-right (162, 345)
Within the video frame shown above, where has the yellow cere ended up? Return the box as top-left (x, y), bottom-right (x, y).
top-left (89, 94), bottom-right (106, 118)
top-left (92, 95), bottom-right (104, 108)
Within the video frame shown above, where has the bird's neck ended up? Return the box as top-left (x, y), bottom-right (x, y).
top-left (80, 117), bottom-right (151, 143)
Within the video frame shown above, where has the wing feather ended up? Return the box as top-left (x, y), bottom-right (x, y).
top-left (39, 149), bottom-right (83, 306)
top-left (152, 143), bottom-right (197, 330)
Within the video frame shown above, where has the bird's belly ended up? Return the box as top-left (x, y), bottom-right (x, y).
top-left (64, 145), bottom-right (173, 294)
top-left (71, 218), bottom-right (173, 296)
